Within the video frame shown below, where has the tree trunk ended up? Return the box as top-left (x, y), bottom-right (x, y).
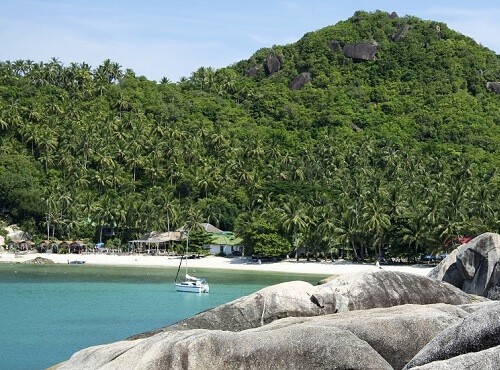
top-left (351, 240), bottom-right (359, 261)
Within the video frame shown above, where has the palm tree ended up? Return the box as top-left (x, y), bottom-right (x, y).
top-left (334, 208), bottom-right (360, 261)
top-left (363, 199), bottom-right (391, 258)
top-left (280, 201), bottom-right (310, 259)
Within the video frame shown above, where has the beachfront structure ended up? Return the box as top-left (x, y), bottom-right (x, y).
top-left (205, 232), bottom-right (244, 256)
top-left (37, 240), bottom-right (88, 253)
top-left (7, 238), bottom-right (32, 251)
top-left (128, 223), bottom-right (244, 256)
top-left (128, 231), bottom-right (183, 254)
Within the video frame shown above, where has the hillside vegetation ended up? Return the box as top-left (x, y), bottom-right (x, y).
top-left (0, 10), bottom-right (499, 259)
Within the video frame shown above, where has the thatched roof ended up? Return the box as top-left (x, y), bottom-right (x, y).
top-left (130, 231), bottom-right (182, 244)
top-left (176, 223), bottom-right (223, 234)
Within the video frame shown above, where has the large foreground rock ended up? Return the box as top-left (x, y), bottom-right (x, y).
top-left (54, 302), bottom-right (499, 370)
top-left (262, 303), bottom-right (470, 370)
top-left (404, 301), bottom-right (500, 368)
top-left (52, 271), bottom-right (492, 369)
top-left (409, 345), bottom-right (500, 369)
top-left (428, 232), bottom-right (500, 298)
top-left (134, 271), bottom-right (479, 339)
top-left (57, 327), bottom-right (392, 370)
top-left (133, 281), bottom-right (345, 338)
top-left (318, 270), bottom-right (479, 311)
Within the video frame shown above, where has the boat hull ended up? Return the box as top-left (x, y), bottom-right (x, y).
top-left (175, 282), bottom-right (209, 293)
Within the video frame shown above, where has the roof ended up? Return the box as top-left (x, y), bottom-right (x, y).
top-left (210, 232), bottom-right (243, 246)
top-left (130, 231), bottom-right (183, 244)
top-left (176, 222), bottom-right (224, 234)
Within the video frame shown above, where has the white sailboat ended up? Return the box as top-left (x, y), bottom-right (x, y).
top-left (174, 229), bottom-right (209, 293)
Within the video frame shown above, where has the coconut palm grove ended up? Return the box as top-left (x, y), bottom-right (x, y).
top-left (0, 11), bottom-right (499, 260)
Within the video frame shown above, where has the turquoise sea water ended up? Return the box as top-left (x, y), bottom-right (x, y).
top-left (0, 263), bottom-right (327, 370)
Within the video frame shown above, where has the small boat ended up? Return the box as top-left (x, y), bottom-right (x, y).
top-left (175, 272), bottom-right (209, 293)
top-left (68, 260), bottom-right (85, 265)
top-left (174, 229), bottom-right (209, 293)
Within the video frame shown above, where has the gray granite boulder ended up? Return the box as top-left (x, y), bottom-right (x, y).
top-left (392, 25), bottom-right (410, 41)
top-left (428, 232), bottom-right (500, 298)
top-left (54, 302), bottom-right (484, 370)
top-left (289, 72), bottom-right (311, 90)
top-left (138, 271), bottom-right (478, 339)
top-left (246, 66), bottom-right (259, 77)
top-left (24, 256), bottom-right (54, 264)
top-left (262, 303), bottom-right (469, 370)
top-left (56, 325), bottom-right (393, 370)
top-left (486, 81), bottom-right (500, 94)
top-left (329, 40), bottom-right (341, 52)
top-left (265, 55), bottom-right (281, 74)
top-left (138, 281), bottom-right (345, 336)
top-left (52, 271), bottom-right (493, 369)
top-left (404, 301), bottom-right (500, 369)
top-left (409, 345), bottom-right (500, 369)
top-left (343, 43), bottom-right (378, 61)
top-left (319, 270), bottom-right (481, 311)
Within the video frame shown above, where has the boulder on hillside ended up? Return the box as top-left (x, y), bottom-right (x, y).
top-left (404, 301), bottom-right (500, 369)
top-left (54, 302), bottom-right (489, 370)
top-left (329, 40), bottom-right (341, 52)
top-left (265, 56), bottom-right (281, 74)
top-left (319, 270), bottom-right (481, 311)
top-left (246, 66), bottom-right (259, 77)
top-left (343, 43), bottom-right (378, 61)
top-left (428, 232), bottom-right (500, 299)
top-left (486, 81), bottom-right (500, 94)
top-left (392, 25), bottom-right (410, 42)
top-left (289, 72), bottom-right (311, 90)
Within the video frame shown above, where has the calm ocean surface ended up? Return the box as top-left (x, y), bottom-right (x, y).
top-left (0, 263), bottom-right (327, 370)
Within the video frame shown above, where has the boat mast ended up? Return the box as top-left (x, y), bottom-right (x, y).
top-left (185, 228), bottom-right (189, 277)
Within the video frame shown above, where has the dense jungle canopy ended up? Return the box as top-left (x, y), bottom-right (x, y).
top-left (0, 10), bottom-right (499, 259)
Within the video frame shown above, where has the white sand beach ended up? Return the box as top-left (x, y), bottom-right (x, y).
top-left (0, 252), bottom-right (434, 276)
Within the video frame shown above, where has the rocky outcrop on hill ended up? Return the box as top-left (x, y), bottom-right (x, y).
top-left (265, 56), bottom-right (281, 74)
top-left (486, 81), bottom-right (500, 94)
top-left (246, 66), bottom-right (259, 77)
top-left (428, 232), bottom-right (500, 299)
top-left (343, 43), bottom-right (378, 61)
top-left (289, 72), bottom-right (311, 90)
top-left (392, 25), bottom-right (410, 41)
top-left (329, 40), bottom-right (341, 52)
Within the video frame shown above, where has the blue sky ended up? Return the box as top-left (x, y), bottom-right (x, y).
top-left (1, 0), bottom-right (499, 82)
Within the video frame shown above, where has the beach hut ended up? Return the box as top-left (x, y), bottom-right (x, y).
top-left (206, 232), bottom-right (244, 256)
top-left (128, 231), bottom-right (183, 254)
top-left (7, 238), bottom-right (32, 251)
top-left (69, 241), bottom-right (87, 254)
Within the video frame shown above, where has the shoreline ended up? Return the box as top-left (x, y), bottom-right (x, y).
top-left (0, 252), bottom-right (435, 276)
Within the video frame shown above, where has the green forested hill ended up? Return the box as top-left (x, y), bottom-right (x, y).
top-left (0, 10), bottom-right (499, 259)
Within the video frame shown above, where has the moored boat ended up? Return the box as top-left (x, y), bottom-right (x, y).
top-left (174, 229), bottom-right (209, 293)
